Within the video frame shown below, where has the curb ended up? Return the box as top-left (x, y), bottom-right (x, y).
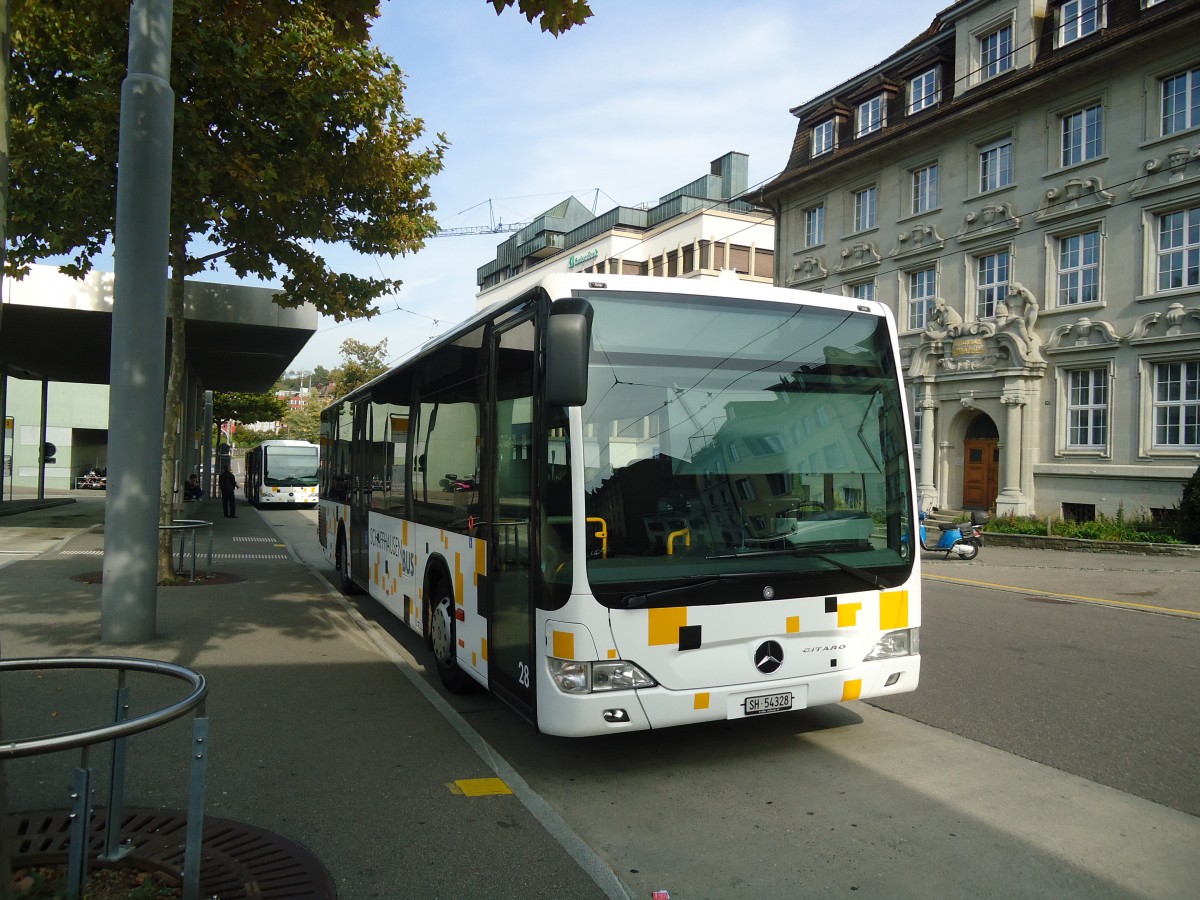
top-left (980, 531), bottom-right (1200, 557)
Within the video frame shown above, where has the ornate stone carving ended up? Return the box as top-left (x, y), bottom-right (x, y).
top-left (1128, 303), bottom-right (1200, 343)
top-left (923, 296), bottom-right (963, 339)
top-left (1044, 316), bottom-right (1122, 353)
top-left (1035, 176), bottom-right (1115, 223)
top-left (788, 254), bottom-right (827, 284)
top-left (955, 202), bottom-right (1021, 243)
top-left (834, 241), bottom-right (881, 273)
top-left (888, 224), bottom-right (945, 259)
top-left (1131, 145), bottom-right (1200, 197)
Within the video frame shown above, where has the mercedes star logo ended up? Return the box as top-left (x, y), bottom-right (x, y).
top-left (754, 640), bottom-right (784, 674)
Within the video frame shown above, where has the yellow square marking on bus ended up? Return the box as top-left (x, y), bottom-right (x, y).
top-left (837, 602), bottom-right (861, 628)
top-left (608, 649), bottom-right (618, 659)
top-left (648, 607), bottom-right (688, 646)
top-left (880, 590), bottom-right (909, 630)
top-left (481, 638), bottom-right (488, 662)
top-left (553, 630), bottom-right (575, 660)
top-left (694, 692), bottom-right (710, 710)
top-left (472, 651), bottom-right (477, 667)
top-left (475, 538), bottom-right (487, 583)
top-left (786, 615), bottom-right (800, 633)
top-left (454, 553), bottom-right (464, 605)
top-left (451, 778), bottom-right (512, 797)
top-left (842, 679), bottom-right (862, 701)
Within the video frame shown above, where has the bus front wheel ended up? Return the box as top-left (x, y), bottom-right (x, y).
top-left (430, 588), bottom-right (475, 694)
top-left (336, 535), bottom-right (357, 595)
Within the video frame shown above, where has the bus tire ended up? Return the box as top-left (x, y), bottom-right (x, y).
top-left (430, 582), bottom-right (475, 694)
top-left (336, 533), bottom-right (358, 595)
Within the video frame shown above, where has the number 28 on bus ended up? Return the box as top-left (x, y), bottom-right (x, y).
top-left (318, 273), bottom-right (920, 737)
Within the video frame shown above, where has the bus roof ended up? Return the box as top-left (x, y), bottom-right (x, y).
top-left (326, 272), bottom-right (892, 408)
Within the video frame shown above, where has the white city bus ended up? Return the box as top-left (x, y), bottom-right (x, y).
top-left (319, 273), bottom-right (920, 736)
top-left (244, 439), bottom-right (319, 507)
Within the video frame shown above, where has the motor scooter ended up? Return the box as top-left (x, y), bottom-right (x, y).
top-left (918, 510), bottom-right (982, 560)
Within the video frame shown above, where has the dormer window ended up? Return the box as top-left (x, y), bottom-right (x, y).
top-left (908, 68), bottom-right (940, 114)
top-left (980, 24), bottom-right (1013, 79)
top-left (856, 95), bottom-right (886, 138)
top-left (1059, 0), bottom-right (1103, 45)
top-left (812, 118), bottom-right (836, 157)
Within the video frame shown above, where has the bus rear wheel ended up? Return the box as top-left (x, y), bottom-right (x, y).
top-left (430, 588), bottom-right (475, 694)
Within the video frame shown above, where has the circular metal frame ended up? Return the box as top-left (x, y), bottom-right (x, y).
top-left (0, 656), bottom-right (208, 759)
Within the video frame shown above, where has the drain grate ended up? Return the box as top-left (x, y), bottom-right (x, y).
top-left (9, 808), bottom-right (336, 898)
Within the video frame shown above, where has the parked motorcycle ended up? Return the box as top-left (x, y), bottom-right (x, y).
top-left (918, 509), bottom-right (982, 560)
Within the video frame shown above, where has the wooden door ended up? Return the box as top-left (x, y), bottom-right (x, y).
top-left (962, 439), bottom-right (999, 510)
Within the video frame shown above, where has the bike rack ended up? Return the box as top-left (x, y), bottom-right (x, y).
top-left (159, 519), bottom-right (214, 582)
top-left (0, 657), bottom-right (210, 900)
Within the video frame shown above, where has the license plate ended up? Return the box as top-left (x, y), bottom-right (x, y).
top-left (744, 691), bottom-right (793, 716)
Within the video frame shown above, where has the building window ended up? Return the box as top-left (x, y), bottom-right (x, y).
top-left (1154, 360), bottom-right (1200, 447)
top-left (851, 280), bottom-right (876, 302)
top-left (804, 204), bottom-right (825, 248)
top-left (979, 137), bottom-right (1013, 193)
top-left (856, 95), bottom-right (885, 138)
top-left (908, 267), bottom-right (937, 330)
top-left (812, 119), bottom-right (836, 156)
top-left (1060, 0), bottom-right (1102, 45)
top-left (1156, 206), bottom-right (1200, 292)
top-left (980, 25), bottom-right (1013, 79)
top-left (1161, 66), bottom-right (1200, 136)
top-left (1061, 104), bottom-right (1103, 166)
top-left (908, 68), bottom-right (940, 114)
top-left (911, 163), bottom-right (939, 215)
top-left (976, 250), bottom-right (1010, 319)
top-left (1067, 368), bottom-right (1108, 448)
top-left (913, 406), bottom-right (923, 448)
top-left (853, 186), bottom-right (877, 232)
top-left (1056, 229), bottom-right (1101, 306)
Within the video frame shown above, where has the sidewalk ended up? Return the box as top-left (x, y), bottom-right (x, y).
top-left (0, 496), bottom-right (615, 900)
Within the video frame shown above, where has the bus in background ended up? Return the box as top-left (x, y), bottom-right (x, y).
top-left (245, 439), bottom-right (319, 507)
top-left (318, 273), bottom-right (919, 737)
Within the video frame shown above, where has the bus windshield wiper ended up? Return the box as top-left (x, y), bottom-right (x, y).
top-left (706, 543), bottom-right (885, 590)
top-left (622, 573), bottom-right (761, 609)
top-left (789, 548), bottom-right (885, 590)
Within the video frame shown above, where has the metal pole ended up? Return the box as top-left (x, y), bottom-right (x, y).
top-left (202, 389), bottom-right (213, 496)
top-left (101, 0), bottom-right (175, 643)
top-left (36, 378), bottom-right (47, 499)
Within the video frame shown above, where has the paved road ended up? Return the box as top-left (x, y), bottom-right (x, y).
top-left (6, 501), bottom-right (1197, 899)
top-left (264, 508), bottom-right (1200, 899)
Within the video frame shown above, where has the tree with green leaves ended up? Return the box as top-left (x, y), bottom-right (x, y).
top-left (6, 0), bottom-right (594, 583)
top-left (331, 336), bottom-right (389, 398)
top-left (283, 391), bottom-right (324, 443)
top-left (1180, 464), bottom-right (1200, 544)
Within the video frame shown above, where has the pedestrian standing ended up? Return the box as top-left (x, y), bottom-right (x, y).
top-left (219, 465), bottom-right (238, 518)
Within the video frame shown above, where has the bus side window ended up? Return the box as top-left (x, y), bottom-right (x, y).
top-left (411, 330), bottom-right (484, 533)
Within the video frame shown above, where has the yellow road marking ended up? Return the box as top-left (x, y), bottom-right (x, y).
top-left (923, 573), bottom-right (1200, 619)
top-left (449, 777), bottom-right (513, 797)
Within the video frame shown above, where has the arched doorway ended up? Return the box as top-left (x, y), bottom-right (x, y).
top-left (962, 414), bottom-right (999, 511)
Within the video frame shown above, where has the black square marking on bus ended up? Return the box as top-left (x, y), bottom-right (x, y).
top-left (831, 659), bottom-right (837, 667)
top-left (825, 597), bottom-right (838, 614)
top-left (678, 625), bottom-right (702, 651)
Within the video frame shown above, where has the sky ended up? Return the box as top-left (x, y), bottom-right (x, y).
top-left (243, 0), bottom-right (951, 373)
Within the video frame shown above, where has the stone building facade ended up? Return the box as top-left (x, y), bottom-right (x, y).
top-left (757, 0), bottom-right (1200, 520)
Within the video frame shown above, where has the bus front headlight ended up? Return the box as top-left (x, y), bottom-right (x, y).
top-left (864, 628), bottom-right (919, 661)
top-left (548, 658), bottom-right (656, 694)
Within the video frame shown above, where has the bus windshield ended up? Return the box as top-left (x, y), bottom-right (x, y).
top-left (264, 446), bottom-right (319, 487)
top-left (567, 290), bottom-right (914, 603)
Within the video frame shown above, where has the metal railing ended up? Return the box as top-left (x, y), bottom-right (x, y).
top-left (0, 657), bottom-right (210, 900)
top-left (160, 518), bottom-right (213, 582)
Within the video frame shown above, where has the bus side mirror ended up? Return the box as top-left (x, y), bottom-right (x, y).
top-left (546, 298), bottom-right (593, 407)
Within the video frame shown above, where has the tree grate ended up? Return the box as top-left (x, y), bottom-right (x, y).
top-left (9, 807), bottom-right (336, 898)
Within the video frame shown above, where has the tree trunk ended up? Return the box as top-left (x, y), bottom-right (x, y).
top-left (158, 235), bottom-right (188, 582)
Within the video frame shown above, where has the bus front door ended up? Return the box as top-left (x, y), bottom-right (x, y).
top-left (486, 317), bottom-right (536, 718)
top-left (349, 398), bottom-right (371, 585)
